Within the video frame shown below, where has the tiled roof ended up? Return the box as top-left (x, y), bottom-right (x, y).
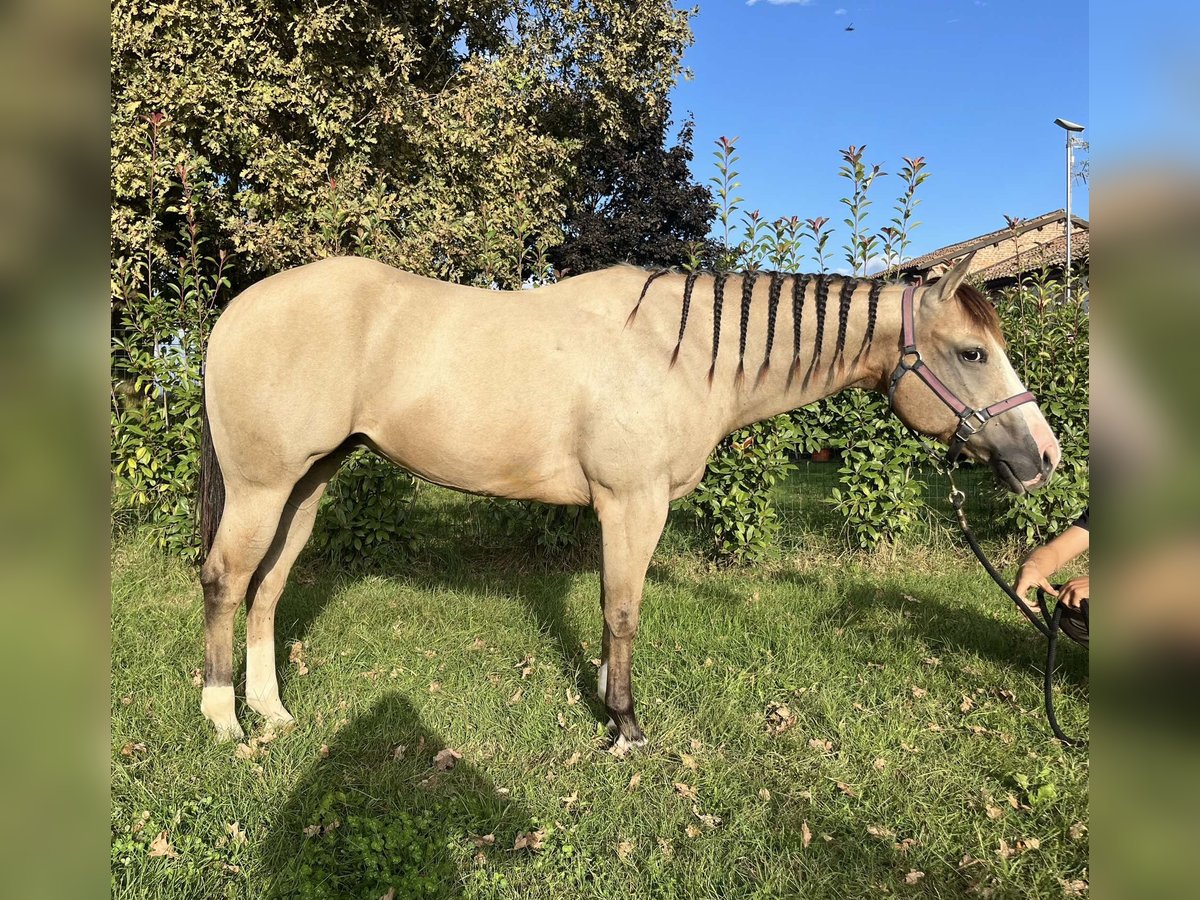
top-left (973, 230), bottom-right (1090, 284)
top-left (884, 210), bottom-right (1089, 275)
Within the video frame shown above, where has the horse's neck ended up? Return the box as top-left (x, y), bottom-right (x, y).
top-left (673, 273), bottom-right (905, 437)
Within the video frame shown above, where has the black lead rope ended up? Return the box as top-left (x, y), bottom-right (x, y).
top-left (947, 478), bottom-right (1086, 748)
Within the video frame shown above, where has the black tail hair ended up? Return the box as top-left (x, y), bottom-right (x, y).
top-left (198, 388), bottom-right (225, 561)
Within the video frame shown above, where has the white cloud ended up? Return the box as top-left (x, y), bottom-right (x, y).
top-left (746, 0), bottom-right (815, 7)
top-left (834, 8), bottom-right (848, 14)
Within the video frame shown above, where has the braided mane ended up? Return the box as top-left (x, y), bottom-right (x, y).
top-left (627, 268), bottom-right (1001, 386)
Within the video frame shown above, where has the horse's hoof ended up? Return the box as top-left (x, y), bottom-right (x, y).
top-left (213, 720), bottom-right (245, 743)
top-left (248, 699), bottom-right (296, 730)
top-left (202, 686), bottom-right (244, 742)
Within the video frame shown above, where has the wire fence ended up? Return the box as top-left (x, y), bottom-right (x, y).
top-left (777, 456), bottom-right (1013, 546)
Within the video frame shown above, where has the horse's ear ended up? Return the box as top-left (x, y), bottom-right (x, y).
top-left (926, 251), bottom-right (977, 304)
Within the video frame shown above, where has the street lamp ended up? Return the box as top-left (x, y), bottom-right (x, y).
top-left (1054, 118), bottom-right (1086, 301)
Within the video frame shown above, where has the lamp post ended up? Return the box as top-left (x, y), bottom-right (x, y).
top-left (1054, 118), bottom-right (1085, 302)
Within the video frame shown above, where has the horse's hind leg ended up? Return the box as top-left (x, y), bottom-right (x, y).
top-left (244, 454), bottom-right (344, 727)
top-left (200, 485), bottom-right (291, 741)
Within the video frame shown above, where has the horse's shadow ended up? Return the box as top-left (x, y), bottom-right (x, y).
top-left (261, 691), bottom-right (534, 899)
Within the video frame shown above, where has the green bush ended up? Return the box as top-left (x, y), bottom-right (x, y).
top-left (484, 501), bottom-right (592, 555)
top-left (110, 170), bottom-right (226, 560)
top-left (683, 417), bottom-right (798, 564)
top-left (814, 392), bottom-right (929, 548)
top-left (312, 450), bottom-right (417, 566)
top-left (992, 273), bottom-right (1090, 542)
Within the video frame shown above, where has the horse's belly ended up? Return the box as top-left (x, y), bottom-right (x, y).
top-left (363, 397), bottom-right (591, 505)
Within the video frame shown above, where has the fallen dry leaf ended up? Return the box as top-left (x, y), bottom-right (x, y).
top-left (873, 757), bottom-right (888, 771)
top-left (508, 688), bottom-right (523, 705)
top-left (560, 792), bottom-right (579, 812)
top-left (867, 825), bottom-right (896, 840)
top-left (627, 772), bottom-right (641, 791)
top-left (836, 781), bottom-right (859, 798)
top-left (318, 744), bottom-right (330, 759)
top-left (513, 829), bottom-right (546, 852)
top-left (433, 748), bottom-right (462, 771)
top-left (514, 655), bottom-right (536, 679)
top-left (807, 738), bottom-right (834, 754)
top-left (470, 833), bottom-right (495, 848)
top-left (905, 870), bottom-right (925, 885)
top-left (391, 744), bottom-right (406, 761)
top-left (680, 753), bottom-right (698, 770)
top-left (765, 702), bottom-right (797, 736)
top-left (564, 751), bottom-right (581, 767)
top-left (961, 695), bottom-right (976, 713)
top-left (801, 821), bottom-right (813, 848)
top-left (986, 805), bottom-right (1004, 820)
top-left (121, 741), bottom-right (148, 757)
top-left (234, 743), bottom-right (258, 761)
top-left (1069, 822), bottom-right (1088, 841)
top-left (288, 641), bottom-right (308, 676)
top-left (658, 837), bottom-right (674, 859)
top-left (911, 685), bottom-right (928, 699)
top-left (428, 682), bottom-right (441, 694)
top-left (226, 822), bottom-right (248, 845)
top-left (1061, 877), bottom-right (1088, 896)
top-left (923, 656), bottom-right (941, 667)
top-left (470, 637), bottom-right (486, 651)
top-left (380, 889), bottom-right (396, 900)
top-left (148, 830), bottom-right (178, 859)
top-left (557, 712), bottom-right (567, 729)
top-left (896, 837), bottom-right (917, 854)
top-left (190, 668), bottom-right (203, 687)
top-left (673, 782), bottom-right (698, 801)
top-left (617, 839), bottom-right (634, 860)
top-left (685, 824), bottom-right (702, 838)
top-left (758, 788), bottom-right (771, 801)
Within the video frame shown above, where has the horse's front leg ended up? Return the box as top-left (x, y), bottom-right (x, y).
top-left (594, 486), bottom-right (668, 749)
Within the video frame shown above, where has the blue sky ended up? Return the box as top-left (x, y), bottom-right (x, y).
top-left (670, 0), bottom-right (1089, 261)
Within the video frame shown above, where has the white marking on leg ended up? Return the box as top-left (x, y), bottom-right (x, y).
top-left (597, 661), bottom-right (608, 704)
top-left (201, 685), bottom-right (244, 742)
top-left (245, 642), bottom-right (295, 726)
top-left (614, 732), bottom-right (647, 752)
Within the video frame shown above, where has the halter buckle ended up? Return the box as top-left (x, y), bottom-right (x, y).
top-left (954, 409), bottom-right (990, 441)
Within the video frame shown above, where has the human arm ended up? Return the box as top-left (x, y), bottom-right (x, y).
top-left (1014, 524), bottom-right (1090, 607)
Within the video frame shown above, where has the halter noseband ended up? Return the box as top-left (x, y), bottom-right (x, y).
top-left (887, 284), bottom-right (1036, 464)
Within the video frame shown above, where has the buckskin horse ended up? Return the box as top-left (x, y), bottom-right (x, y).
top-left (197, 253), bottom-right (1059, 746)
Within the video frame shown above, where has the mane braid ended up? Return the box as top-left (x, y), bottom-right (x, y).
top-left (834, 278), bottom-right (858, 361)
top-left (812, 274), bottom-right (831, 362)
top-left (736, 271), bottom-right (760, 385)
top-left (625, 268), bottom-right (669, 329)
top-left (708, 272), bottom-right (729, 386)
top-left (790, 274), bottom-right (811, 376)
top-left (863, 279), bottom-right (883, 350)
top-left (670, 270), bottom-right (701, 368)
top-left (758, 271), bottom-right (787, 385)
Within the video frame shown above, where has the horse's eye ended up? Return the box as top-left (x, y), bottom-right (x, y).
top-left (960, 348), bottom-right (987, 364)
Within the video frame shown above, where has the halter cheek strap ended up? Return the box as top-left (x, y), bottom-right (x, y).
top-left (888, 285), bottom-right (1036, 464)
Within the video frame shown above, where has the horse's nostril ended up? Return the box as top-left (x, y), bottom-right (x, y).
top-left (1042, 449), bottom-right (1055, 473)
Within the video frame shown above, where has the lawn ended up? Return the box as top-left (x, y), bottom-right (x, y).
top-left (111, 469), bottom-right (1088, 899)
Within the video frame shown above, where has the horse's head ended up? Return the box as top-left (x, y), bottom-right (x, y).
top-left (888, 254), bottom-right (1060, 494)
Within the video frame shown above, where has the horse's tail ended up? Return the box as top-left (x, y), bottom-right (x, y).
top-left (198, 387), bottom-right (225, 561)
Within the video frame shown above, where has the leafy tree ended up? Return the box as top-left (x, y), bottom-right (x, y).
top-left (551, 111), bottom-right (715, 275)
top-left (111, 0), bottom-right (696, 290)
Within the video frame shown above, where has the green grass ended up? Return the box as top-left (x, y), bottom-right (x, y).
top-left (111, 474), bottom-right (1088, 899)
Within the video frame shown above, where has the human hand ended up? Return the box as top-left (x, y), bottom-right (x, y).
top-left (1057, 576), bottom-right (1089, 610)
top-left (1015, 562), bottom-right (1058, 613)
